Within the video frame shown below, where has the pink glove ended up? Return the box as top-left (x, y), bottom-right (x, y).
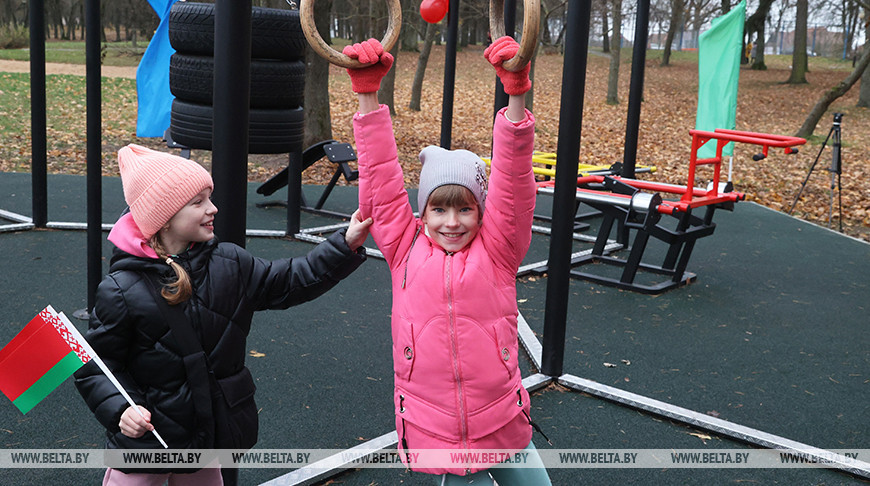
top-left (343, 39), bottom-right (395, 94)
top-left (484, 36), bottom-right (531, 96)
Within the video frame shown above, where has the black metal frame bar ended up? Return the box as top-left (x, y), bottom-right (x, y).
top-left (256, 141), bottom-right (359, 221)
top-left (212, 0), bottom-right (253, 247)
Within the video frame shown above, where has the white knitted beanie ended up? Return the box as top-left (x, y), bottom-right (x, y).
top-left (417, 146), bottom-right (488, 213)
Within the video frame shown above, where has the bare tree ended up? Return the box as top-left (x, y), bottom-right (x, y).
top-left (606, 0), bottom-right (622, 104)
top-left (661, 0), bottom-right (685, 66)
top-left (840, 0), bottom-right (861, 57)
top-left (769, 0), bottom-right (794, 56)
top-left (787, 0), bottom-right (809, 83)
top-left (526, 41), bottom-right (540, 113)
top-left (797, 44), bottom-right (870, 137)
top-left (745, 0), bottom-right (775, 69)
top-left (540, 0), bottom-right (568, 49)
top-left (856, 3), bottom-right (870, 107)
top-left (686, 0), bottom-right (718, 49)
top-left (379, 41), bottom-right (399, 115)
top-left (409, 21), bottom-right (438, 111)
top-left (400, 0), bottom-right (420, 51)
top-left (303, 0), bottom-right (334, 148)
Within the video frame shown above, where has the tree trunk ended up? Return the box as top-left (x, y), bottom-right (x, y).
top-left (661, 0), bottom-right (684, 66)
top-left (526, 41), bottom-right (539, 112)
top-left (409, 22), bottom-right (437, 111)
top-left (857, 7), bottom-right (870, 108)
top-left (601, 0), bottom-right (610, 53)
top-left (352, 2), bottom-right (365, 43)
top-left (303, 0), bottom-right (333, 148)
top-left (606, 0), bottom-right (622, 104)
top-left (400, 0), bottom-right (419, 51)
top-left (744, 0), bottom-right (774, 70)
top-left (379, 42), bottom-right (399, 115)
top-left (751, 26), bottom-right (766, 70)
top-left (796, 44), bottom-right (870, 138)
top-left (787, 0), bottom-right (808, 84)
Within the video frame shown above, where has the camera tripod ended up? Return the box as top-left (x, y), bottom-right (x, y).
top-left (789, 113), bottom-right (843, 232)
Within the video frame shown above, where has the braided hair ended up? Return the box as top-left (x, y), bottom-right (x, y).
top-left (148, 235), bottom-right (193, 305)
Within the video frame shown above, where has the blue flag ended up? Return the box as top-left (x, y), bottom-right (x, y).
top-left (136, 0), bottom-right (178, 138)
top-left (695, 0), bottom-right (745, 158)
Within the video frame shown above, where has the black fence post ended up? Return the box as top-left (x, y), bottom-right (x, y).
top-left (212, 0), bottom-right (252, 247)
top-left (622, 0), bottom-right (651, 180)
top-left (541, 0), bottom-right (592, 378)
top-left (439, 0), bottom-right (461, 149)
top-left (30, 0), bottom-right (47, 228)
top-left (85, 0), bottom-right (102, 311)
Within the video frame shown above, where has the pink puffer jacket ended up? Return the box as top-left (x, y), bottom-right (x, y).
top-left (355, 105), bottom-right (536, 475)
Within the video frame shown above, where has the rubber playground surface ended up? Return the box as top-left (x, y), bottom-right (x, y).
top-left (1, 172), bottom-right (868, 485)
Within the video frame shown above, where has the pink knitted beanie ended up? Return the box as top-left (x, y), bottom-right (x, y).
top-left (117, 144), bottom-right (214, 240)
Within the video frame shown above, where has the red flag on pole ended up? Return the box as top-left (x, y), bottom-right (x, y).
top-left (0, 306), bottom-right (91, 414)
top-left (0, 306), bottom-right (169, 447)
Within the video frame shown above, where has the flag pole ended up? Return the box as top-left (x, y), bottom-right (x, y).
top-left (55, 308), bottom-right (169, 449)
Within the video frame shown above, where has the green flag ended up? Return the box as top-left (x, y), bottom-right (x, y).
top-left (696, 0), bottom-right (745, 158)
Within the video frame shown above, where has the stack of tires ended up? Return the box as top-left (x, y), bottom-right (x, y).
top-left (168, 2), bottom-right (307, 154)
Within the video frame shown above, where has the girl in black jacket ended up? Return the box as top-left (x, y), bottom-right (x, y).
top-left (75, 144), bottom-right (370, 485)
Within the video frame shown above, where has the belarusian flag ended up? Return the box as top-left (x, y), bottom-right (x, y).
top-left (0, 306), bottom-right (91, 414)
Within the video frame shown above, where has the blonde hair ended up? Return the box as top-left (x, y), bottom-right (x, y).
top-left (425, 184), bottom-right (479, 212)
top-left (148, 235), bottom-right (193, 305)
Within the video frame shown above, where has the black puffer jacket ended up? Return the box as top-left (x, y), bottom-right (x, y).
top-left (74, 231), bottom-right (365, 452)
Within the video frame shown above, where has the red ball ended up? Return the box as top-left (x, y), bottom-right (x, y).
top-left (420, 0), bottom-right (448, 24)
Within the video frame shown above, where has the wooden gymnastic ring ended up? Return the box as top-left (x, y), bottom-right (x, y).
top-left (300, 0), bottom-right (402, 69)
top-left (489, 0), bottom-right (540, 72)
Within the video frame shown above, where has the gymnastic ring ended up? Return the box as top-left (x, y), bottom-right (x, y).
top-left (489, 0), bottom-right (540, 72)
top-left (300, 0), bottom-right (402, 69)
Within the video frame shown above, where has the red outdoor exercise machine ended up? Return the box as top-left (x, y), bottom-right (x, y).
top-left (533, 128), bottom-right (805, 294)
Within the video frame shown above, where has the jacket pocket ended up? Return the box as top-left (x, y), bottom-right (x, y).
top-left (216, 367), bottom-right (256, 408)
top-left (213, 367), bottom-right (259, 450)
top-left (395, 387), bottom-right (461, 442)
top-left (492, 318), bottom-right (519, 379)
top-left (393, 318), bottom-right (416, 381)
top-left (466, 384), bottom-right (528, 441)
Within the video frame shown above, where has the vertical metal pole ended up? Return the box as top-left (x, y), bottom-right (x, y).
top-left (286, 150), bottom-right (302, 235)
top-left (440, 0), bottom-right (461, 149)
top-left (491, 0), bottom-right (516, 118)
top-left (85, 0), bottom-right (102, 311)
top-left (541, 0), bottom-right (592, 378)
top-left (212, 0), bottom-right (252, 247)
top-left (30, 0), bottom-right (47, 228)
top-left (622, 0), bottom-right (650, 180)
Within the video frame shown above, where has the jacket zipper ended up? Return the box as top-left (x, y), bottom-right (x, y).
top-left (445, 252), bottom-right (469, 453)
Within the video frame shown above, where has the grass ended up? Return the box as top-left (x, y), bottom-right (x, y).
top-left (0, 40), bottom-right (149, 67)
top-left (0, 72), bottom-right (138, 173)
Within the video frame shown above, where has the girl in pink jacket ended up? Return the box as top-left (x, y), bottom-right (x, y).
top-left (346, 37), bottom-right (552, 485)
